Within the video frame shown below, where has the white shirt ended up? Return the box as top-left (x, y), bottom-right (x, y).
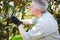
top-left (23, 11), bottom-right (60, 40)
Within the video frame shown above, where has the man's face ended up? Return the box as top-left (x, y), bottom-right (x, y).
top-left (29, 2), bottom-right (41, 17)
top-left (29, 3), bottom-right (38, 17)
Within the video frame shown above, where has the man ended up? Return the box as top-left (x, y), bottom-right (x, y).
top-left (11, 0), bottom-right (60, 40)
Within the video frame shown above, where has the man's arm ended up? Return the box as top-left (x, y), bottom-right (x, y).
top-left (18, 24), bottom-right (26, 40)
top-left (17, 22), bottom-right (47, 40)
top-left (10, 16), bottom-right (35, 40)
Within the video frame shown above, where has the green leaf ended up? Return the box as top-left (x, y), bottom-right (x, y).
top-left (11, 35), bottom-right (23, 40)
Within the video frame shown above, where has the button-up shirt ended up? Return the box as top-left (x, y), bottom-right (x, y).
top-left (23, 11), bottom-right (60, 40)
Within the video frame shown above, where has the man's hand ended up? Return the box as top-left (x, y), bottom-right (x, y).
top-left (10, 16), bottom-right (23, 26)
top-left (21, 19), bottom-right (32, 25)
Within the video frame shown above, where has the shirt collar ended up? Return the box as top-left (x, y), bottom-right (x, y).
top-left (37, 11), bottom-right (48, 21)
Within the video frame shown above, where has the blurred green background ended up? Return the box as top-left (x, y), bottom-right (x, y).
top-left (0, 0), bottom-right (60, 40)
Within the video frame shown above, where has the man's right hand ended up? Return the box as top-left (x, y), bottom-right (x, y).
top-left (21, 20), bottom-right (32, 25)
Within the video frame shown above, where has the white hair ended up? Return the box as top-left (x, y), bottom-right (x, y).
top-left (32, 0), bottom-right (48, 13)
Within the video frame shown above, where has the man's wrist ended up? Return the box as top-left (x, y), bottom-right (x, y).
top-left (17, 21), bottom-right (23, 27)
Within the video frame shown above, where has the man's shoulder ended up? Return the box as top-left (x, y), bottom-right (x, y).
top-left (38, 11), bottom-right (57, 24)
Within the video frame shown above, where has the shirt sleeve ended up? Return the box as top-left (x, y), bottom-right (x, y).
top-left (23, 21), bottom-right (47, 40)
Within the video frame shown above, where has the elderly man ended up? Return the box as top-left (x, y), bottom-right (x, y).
top-left (11, 0), bottom-right (60, 40)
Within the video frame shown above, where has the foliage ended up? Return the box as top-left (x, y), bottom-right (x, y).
top-left (11, 35), bottom-right (23, 40)
top-left (0, 0), bottom-right (60, 40)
